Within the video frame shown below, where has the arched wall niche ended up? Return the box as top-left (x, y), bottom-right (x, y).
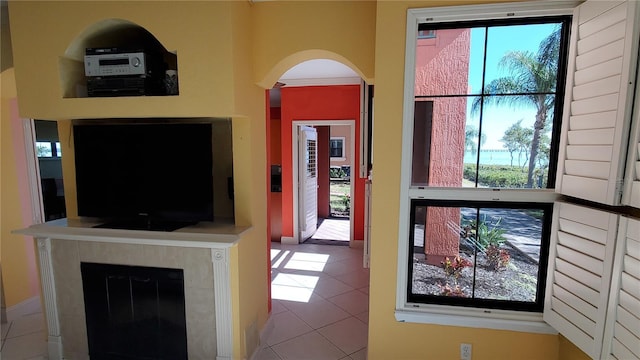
top-left (258, 49), bottom-right (369, 89)
top-left (59, 18), bottom-right (177, 98)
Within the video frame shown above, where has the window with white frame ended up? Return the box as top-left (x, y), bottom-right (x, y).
top-left (397, 2), bottom-right (577, 330)
top-left (330, 137), bottom-right (345, 159)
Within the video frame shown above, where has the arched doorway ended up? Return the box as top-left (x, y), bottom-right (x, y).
top-left (266, 58), bottom-right (367, 249)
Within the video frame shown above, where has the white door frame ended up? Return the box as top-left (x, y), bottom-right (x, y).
top-left (298, 125), bottom-right (319, 241)
top-left (290, 120), bottom-right (356, 246)
top-left (23, 118), bottom-right (45, 225)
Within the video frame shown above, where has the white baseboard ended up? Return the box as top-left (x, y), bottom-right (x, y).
top-left (6, 296), bottom-right (41, 321)
top-left (248, 314), bottom-right (275, 360)
top-left (281, 236), bottom-right (297, 245)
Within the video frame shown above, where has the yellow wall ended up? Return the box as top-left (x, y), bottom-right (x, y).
top-left (559, 335), bottom-right (591, 360)
top-left (0, 68), bottom-right (40, 307)
top-left (8, 1), bottom-right (239, 119)
top-left (252, 0), bottom-right (376, 87)
top-left (228, 5), bottom-right (270, 354)
top-left (8, 1), bottom-right (269, 358)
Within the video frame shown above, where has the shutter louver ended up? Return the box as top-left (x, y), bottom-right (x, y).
top-left (602, 217), bottom-right (640, 360)
top-left (557, 0), bottom-right (639, 205)
top-left (544, 202), bottom-right (619, 359)
top-left (622, 121), bottom-right (640, 208)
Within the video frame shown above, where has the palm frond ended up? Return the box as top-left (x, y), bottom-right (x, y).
top-left (537, 26), bottom-right (561, 69)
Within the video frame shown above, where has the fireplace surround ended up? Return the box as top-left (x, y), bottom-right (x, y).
top-left (15, 218), bottom-right (250, 360)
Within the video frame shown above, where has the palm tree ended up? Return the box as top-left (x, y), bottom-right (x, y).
top-left (465, 125), bottom-right (486, 156)
top-left (472, 27), bottom-right (560, 187)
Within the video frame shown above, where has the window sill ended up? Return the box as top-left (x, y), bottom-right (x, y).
top-left (330, 157), bottom-right (346, 161)
top-left (395, 306), bottom-right (557, 334)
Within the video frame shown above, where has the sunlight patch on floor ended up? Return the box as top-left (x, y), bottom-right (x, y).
top-left (271, 249), bottom-right (290, 269)
top-left (271, 273), bottom-right (320, 303)
top-left (284, 252), bottom-right (330, 271)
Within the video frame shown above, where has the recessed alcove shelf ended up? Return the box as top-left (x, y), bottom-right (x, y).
top-left (59, 18), bottom-right (178, 99)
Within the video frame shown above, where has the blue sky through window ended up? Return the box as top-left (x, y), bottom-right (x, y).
top-left (466, 23), bottom-right (559, 150)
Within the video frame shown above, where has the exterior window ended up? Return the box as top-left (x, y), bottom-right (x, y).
top-left (37, 141), bottom-right (61, 158)
top-left (37, 142), bottom-right (53, 157)
top-left (330, 138), bottom-right (344, 158)
top-left (408, 200), bottom-right (552, 311)
top-left (412, 20), bottom-right (569, 189)
top-left (398, 2), bottom-right (574, 329)
top-left (418, 29), bottom-right (436, 39)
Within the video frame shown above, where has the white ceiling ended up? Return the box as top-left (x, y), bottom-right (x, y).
top-left (279, 59), bottom-right (360, 85)
top-left (270, 59), bottom-right (360, 106)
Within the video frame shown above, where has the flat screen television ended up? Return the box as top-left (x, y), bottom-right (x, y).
top-left (73, 120), bottom-right (214, 231)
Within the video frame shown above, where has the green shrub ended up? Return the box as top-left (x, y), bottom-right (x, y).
top-left (463, 164), bottom-right (529, 188)
top-left (330, 167), bottom-right (347, 179)
top-left (464, 215), bottom-right (506, 252)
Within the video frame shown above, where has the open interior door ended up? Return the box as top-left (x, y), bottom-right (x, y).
top-left (298, 126), bottom-right (318, 241)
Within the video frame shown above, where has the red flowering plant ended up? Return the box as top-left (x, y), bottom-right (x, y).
top-left (440, 255), bottom-right (473, 297)
top-left (441, 255), bottom-right (472, 280)
top-left (439, 283), bottom-right (466, 297)
top-left (486, 245), bottom-right (510, 271)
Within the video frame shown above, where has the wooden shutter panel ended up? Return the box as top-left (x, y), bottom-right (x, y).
top-left (602, 217), bottom-right (640, 359)
top-left (544, 202), bottom-right (619, 359)
top-left (556, 0), bottom-right (640, 205)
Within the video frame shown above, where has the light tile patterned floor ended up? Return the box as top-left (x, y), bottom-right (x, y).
top-left (1, 309), bottom-right (48, 359)
top-left (0, 242), bottom-right (368, 360)
top-left (261, 242), bottom-right (369, 360)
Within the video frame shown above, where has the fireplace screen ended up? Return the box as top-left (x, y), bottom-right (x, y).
top-left (81, 262), bottom-right (188, 359)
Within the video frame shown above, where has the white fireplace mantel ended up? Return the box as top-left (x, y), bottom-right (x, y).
top-left (14, 218), bottom-right (252, 360)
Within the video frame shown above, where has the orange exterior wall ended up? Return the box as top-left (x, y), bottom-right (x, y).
top-left (329, 125), bottom-right (352, 167)
top-left (414, 29), bottom-right (470, 263)
top-left (280, 85), bottom-right (364, 241)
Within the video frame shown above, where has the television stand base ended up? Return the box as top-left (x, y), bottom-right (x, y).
top-left (94, 219), bottom-right (196, 232)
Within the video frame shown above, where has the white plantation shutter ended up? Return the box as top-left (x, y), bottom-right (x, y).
top-left (544, 202), bottom-right (619, 359)
top-left (622, 115), bottom-right (640, 208)
top-left (602, 217), bottom-right (640, 360)
top-left (556, 0), bottom-right (640, 205)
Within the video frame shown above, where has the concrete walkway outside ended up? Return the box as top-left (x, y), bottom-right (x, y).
top-left (311, 218), bottom-right (350, 242)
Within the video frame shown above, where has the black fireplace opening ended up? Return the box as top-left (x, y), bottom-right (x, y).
top-left (81, 262), bottom-right (188, 360)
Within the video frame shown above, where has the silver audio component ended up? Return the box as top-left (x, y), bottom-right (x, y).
top-left (84, 51), bottom-right (148, 77)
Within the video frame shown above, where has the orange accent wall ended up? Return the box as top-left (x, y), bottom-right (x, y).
top-left (316, 126), bottom-right (330, 219)
top-left (270, 116), bottom-right (283, 242)
top-left (265, 90), bottom-right (273, 312)
top-left (280, 85), bottom-right (364, 241)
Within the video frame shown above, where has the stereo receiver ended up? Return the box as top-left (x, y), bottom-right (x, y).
top-left (84, 49), bottom-right (149, 77)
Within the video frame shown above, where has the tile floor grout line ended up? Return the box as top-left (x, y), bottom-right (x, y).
top-left (1, 322), bottom-right (9, 352)
top-left (312, 327), bottom-right (351, 359)
top-left (4, 328), bottom-right (47, 341)
top-left (266, 311), bottom-right (316, 347)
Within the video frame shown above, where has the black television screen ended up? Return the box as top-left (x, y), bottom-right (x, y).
top-left (73, 120), bottom-right (214, 231)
